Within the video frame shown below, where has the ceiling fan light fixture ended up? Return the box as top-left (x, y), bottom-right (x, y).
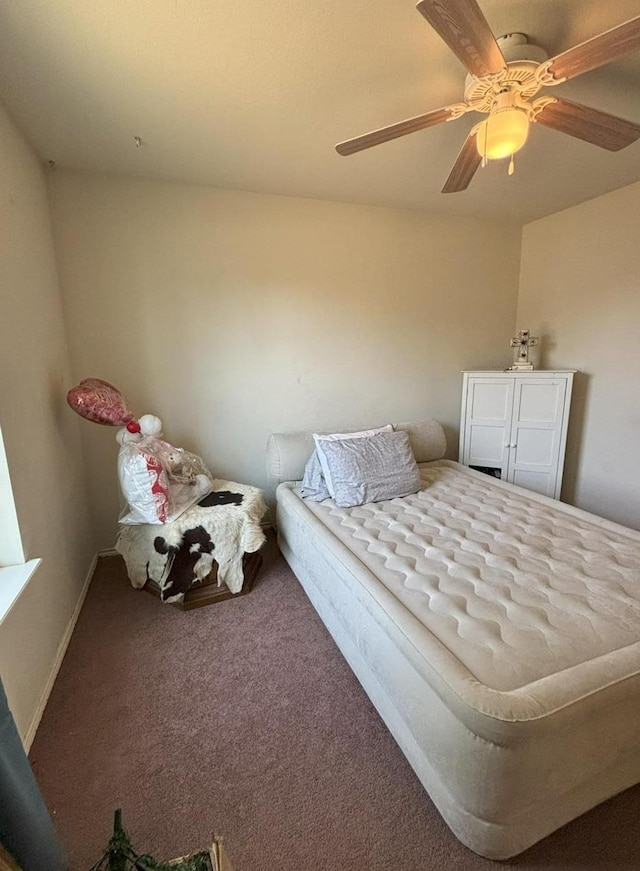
top-left (476, 105), bottom-right (530, 161)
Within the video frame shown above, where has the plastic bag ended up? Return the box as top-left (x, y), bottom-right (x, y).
top-left (117, 433), bottom-right (213, 525)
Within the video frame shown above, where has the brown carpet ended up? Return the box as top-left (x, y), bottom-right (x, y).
top-left (30, 533), bottom-right (640, 870)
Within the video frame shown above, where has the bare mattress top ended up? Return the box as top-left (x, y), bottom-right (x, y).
top-left (291, 461), bottom-right (640, 693)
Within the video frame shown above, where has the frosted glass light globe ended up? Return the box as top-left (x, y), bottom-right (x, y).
top-left (476, 107), bottom-right (530, 160)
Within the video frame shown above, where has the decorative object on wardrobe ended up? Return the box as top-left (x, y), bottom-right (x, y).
top-left (509, 328), bottom-right (539, 370)
top-left (459, 370), bottom-right (575, 498)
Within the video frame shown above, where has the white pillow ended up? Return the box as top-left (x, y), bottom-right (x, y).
top-left (314, 424), bottom-right (393, 444)
top-left (300, 426), bottom-right (392, 502)
top-left (300, 450), bottom-right (331, 502)
top-left (314, 430), bottom-right (421, 508)
top-left (312, 423), bottom-right (393, 502)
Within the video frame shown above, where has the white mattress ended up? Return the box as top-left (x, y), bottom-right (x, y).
top-left (297, 460), bottom-right (640, 702)
top-left (275, 459), bottom-right (640, 857)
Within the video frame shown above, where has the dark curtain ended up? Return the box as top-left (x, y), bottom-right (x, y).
top-left (0, 679), bottom-right (66, 871)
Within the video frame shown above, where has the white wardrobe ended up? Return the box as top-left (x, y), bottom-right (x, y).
top-left (459, 370), bottom-right (575, 500)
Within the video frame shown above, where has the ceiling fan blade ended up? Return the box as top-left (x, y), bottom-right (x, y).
top-left (416, 0), bottom-right (506, 78)
top-left (335, 106), bottom-right (457, 155)
top-left (545, 16), bottom-right (640, 83)
top-left (442, 130), bottom-right (481, 193)
top-left (536, 97), bottom-right (640, 151)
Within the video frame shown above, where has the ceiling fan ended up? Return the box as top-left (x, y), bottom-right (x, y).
top-left (335, 0), bottom-right (640, 192)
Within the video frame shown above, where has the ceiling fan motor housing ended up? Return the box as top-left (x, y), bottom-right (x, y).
top-left (464, 34), bottom-right (549, 110)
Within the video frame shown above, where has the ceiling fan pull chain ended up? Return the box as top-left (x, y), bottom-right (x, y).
top-left (508, 154), bottom-right (515, 176)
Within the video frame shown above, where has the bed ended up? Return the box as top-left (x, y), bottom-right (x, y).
top-left (266, 420), bottom-right (640, 859)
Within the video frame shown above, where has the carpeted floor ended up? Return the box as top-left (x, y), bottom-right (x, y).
top-left (30, 533), bottom-right (640, 871)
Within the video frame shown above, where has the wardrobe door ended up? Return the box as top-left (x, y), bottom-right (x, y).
top-left (506, 377), bottom-right (568, 498)
top-left (461, 376), bottom-right (513, 481)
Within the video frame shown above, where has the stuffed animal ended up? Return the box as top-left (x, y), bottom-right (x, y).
top-left (67, 378), bottom-right (213, 525)
top-left (116, 416), bottom-right (213, 525)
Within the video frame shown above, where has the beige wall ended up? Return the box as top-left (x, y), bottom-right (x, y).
top-left (0, 105), bottom-right (95, 743)
top-left (517, 180), bottom-right (640, 530)
top-left (48, 171), bottom-right (522, 548)
top-left (2, 111), bottom-right (636, 745)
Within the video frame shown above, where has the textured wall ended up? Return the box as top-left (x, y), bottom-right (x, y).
top-left (518, 180), bottom-right (640, 530)
top-left (0, 105), bottom-right (95, 742)
top-left (48, 170), bottom-right (522, 548)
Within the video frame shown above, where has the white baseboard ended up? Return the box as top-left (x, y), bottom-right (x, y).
top-left (22, 552), bottom-right (98, 751)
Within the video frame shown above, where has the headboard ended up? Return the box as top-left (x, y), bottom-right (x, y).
top-left (266, 419), bottom-right (447, 487)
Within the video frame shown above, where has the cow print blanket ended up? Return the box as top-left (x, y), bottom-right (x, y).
top-left (116, 479), bottom-right (267, 602)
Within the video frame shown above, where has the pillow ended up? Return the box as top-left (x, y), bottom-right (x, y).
top-left (300, 425), bottom-right (392, 502)
top-left (313, 430), bottom-right (421, 508)
top-left (300, 450), bottom-right (331, 502)
top-left (314, 424), bottom-right (393, 443)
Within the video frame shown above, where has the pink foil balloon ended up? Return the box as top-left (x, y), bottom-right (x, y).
top-left (67, 378), bottom-right (136, 426)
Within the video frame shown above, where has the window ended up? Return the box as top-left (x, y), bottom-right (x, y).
top-left (0, 424), bottom-right (24, 567)
top-left (0, 424), bottom-right (39, 620)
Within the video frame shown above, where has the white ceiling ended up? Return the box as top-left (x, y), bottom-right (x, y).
top-left (1, 0), bottom-right (640, 223)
